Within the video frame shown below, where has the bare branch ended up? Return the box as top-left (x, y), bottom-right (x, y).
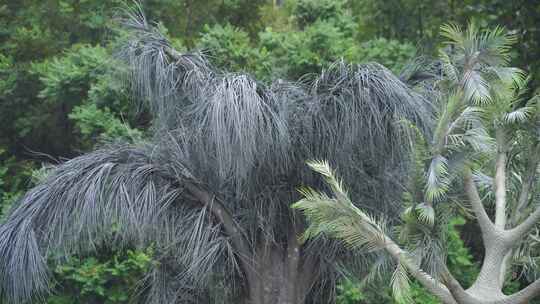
top-left (504, 277), bottom-right (540, 303)
top-left (463, 168), bottom-right (496, 236)
top-left (507, 207), bottom-right (540, 241)
top-left (494, 130), bottom-right (507, 228)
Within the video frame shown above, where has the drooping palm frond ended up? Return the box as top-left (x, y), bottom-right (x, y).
top-left (390, 259), bottom-right (412, 304)
top-left (503, 106), bottom-right (535, 124)
top-left (117, 4), bottom-right (213, 128)
top-left (118, 5), bottom-right (430, 228)
top-left (425, 155), bottom-right (450, 204)
top-left (0, 144), bottom-right (240, 303)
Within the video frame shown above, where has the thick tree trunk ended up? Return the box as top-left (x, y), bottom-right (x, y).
top-left (466, 235), bottom-right (510, 301)
top-left (246, 241), bottom-right (315, 304)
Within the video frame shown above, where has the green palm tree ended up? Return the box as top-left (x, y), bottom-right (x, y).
top-left (0, 7), bottom-right (430, 304)
top-left (294, 23), bottom-right (540, 304)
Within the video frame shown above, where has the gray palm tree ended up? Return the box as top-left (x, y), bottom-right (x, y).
top-left (0, 7), bottom-right (430, 304)
top-left (295, 23), bottom-right (540, 304)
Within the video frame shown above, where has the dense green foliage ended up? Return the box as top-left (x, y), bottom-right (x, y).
top-left (1, 0), bottom-right (540, 302)
top-left (47, 249), bottom-right (153, 304)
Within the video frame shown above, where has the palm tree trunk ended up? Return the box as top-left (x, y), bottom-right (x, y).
top-left (247, 242), bottom-right (314, 304)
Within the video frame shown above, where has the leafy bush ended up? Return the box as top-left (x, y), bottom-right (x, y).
top-left (47, 249), bottom-right (154, 304)
top-left (69, 103), bottom-right (142, 148)
top-left (445, 217), bottom-right (479, 287)
top-left (351, 38), bottom-right (416, 73)
top-left (197, 23), bottom-right (272, 79)
top-left (259, 20), bottom-right (356, 79)
top-left (31, 44), bottom-right (110, 105)
top-left (293, 0), bottom-right (347, 27)
top-left (30, 43), bottom-right (140, 149)
top-left (336, 279), bottom-right (365, 304)
top-left (0, 148), bottom-right (33, 219)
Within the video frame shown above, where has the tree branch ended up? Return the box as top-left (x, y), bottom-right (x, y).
top-left (504, 276), bottom-right (540, 303)
top-left (439, 264), bottom-right (479, 304)
top-left (507, 206), bottom-right (540, 241)
top-left (463, 168), bottom-right (496, 237)
top-left (384, 240), bottom-right (458, 304)
top-left (494, 129), bottom-right (507, 228)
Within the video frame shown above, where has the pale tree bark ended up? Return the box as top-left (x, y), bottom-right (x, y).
top-left (494, 129), bottom-right (508, 229)
top-left (376, 163), bottom-right (540, 304)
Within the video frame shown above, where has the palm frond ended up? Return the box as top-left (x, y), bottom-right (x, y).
top-left (488, 67), bottom-right (526, 88)
top-left (503, 106), bottom-right (534, 124)
top-left (440, 23), bottom-right (464, 49)
top-left (463, 70), bottom-right (491, 104)
top-left (424, 155), bottom-right (450, 203)
top-left (390, 259), bottom-right (412, 304)
top-left (477, 25), bottom-right (517, 66)
top-left (0, 144), bottom-right (241, 303)
top-left (293, 161), bottom-right (388, 252)
top-left (416, 203), bottom-right (436, 227)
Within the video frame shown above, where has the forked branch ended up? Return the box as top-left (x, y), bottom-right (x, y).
top-left (463, 168), bottom-right (496, 237)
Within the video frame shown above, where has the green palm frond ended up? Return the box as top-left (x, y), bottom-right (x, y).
top-left (390, 258), bottom-right (412, 304)
top-left (463, 126), bottom-right (493, 152)
top-left (425, 155), bottom-right (450, 203)
top-left (472, 171), bottom-right (495, 202)
top-left (446, 106), bottom-right (493, 152)
top-left (439, 22), bottom-right (519, 105)
top-left (511, 229), bottom-right (540, 280)
top-left (305, 160), bottom-right (349, 201)
top-left (477, 25), bottom-right (517, 66)
top-left (488, 67), bottom-right (526, 88)
top-left (439, 50), bottom-right (459, 83)
top-left (463, 70), bottom-right (491, 104)
top-left (416, 203), bottom-right (436, 227)
top-left (440, 23), bottom-right (464, 49)
top-left (450, 106), bottom-right (484, 130)
top-left (293, 161), bottom-right (388, 252)
top-left (397, 119), bottom-right (429, 203)
top-left (503, 106), bottom-right (534, 124)
top-left (433, 93), bottom-right (463, 151)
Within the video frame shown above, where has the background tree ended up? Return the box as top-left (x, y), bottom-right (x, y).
top-left (294, 24), bottom-right (540, 304)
